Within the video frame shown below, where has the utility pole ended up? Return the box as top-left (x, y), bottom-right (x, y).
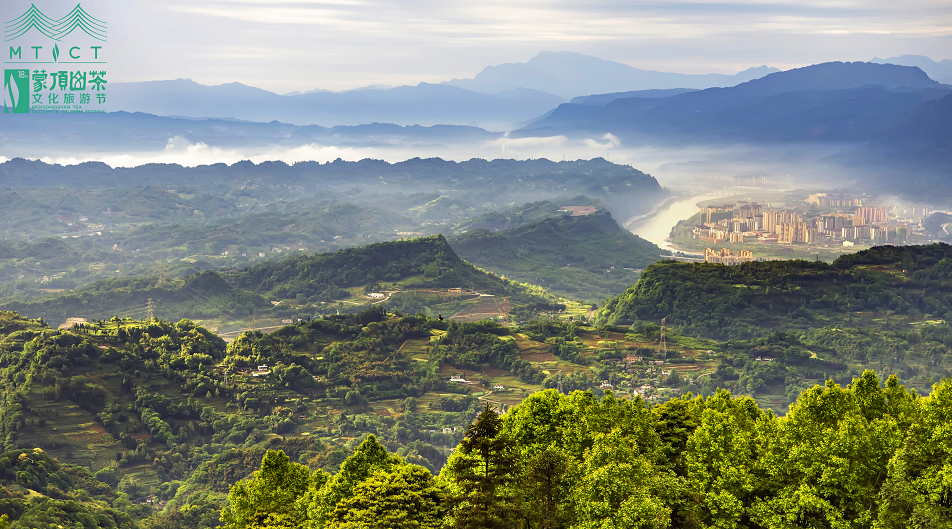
top-left (147, 298), bottom-right (155, 322)
top-left (659, 317), bottom-right (667, 361)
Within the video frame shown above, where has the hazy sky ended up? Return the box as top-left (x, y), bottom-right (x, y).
top-left (6, 0), bottom-right (952, 93)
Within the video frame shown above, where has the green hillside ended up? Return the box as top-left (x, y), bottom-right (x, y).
top-left (593, 243), bottom-right (952, 409)
top-left (450, 197), bottom-right (596, 233)
top-left (598, 243), bottom-right (952, 339)
top-left (0, 447), bottom-right (144, 528)
top-left (450, 210), bottom-right (665, 301)
top-left (0, 157), bottom-right (666, 302)
top-left (1, 235), bottom-right (536, 326)
top-left (230, 235), bottom-right (512, 297)
top-left (0, 203), bottom-right (415, 302)
top-left (1, 271), bottom-right (270, 326)
top-left (0, 307), bottom-right (624, 527)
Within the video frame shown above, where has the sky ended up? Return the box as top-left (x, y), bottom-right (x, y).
top-left (4, 0), bottom-right (952, 93)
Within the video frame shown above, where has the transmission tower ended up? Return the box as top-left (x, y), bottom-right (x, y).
top-left (659, 317), bottom-right (667, 361)
top-left (155, 261), bottom-right (167, 287)
top-left (147, 298), bottom-right (155, 322)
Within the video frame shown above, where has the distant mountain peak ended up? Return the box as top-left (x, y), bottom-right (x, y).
top-left (744, 61), bottom-right (941, 92)
top-left (870, 55), bottom-right (952, 84)
top-left (443, 51), bottom-right (779, 98)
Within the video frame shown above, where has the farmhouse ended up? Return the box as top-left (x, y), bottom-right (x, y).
top-left (449, 375), bottom-right (473, 384)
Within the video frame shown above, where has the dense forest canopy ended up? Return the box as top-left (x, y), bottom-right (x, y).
top-left (598, 243), bottom-right (952, 340)
top-left (10, 372), bottom-right (946, 529)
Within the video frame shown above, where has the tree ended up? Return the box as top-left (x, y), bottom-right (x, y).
top-left (220, 449), bottom-right (322, 529)
top-left (572, 429), bottom-right (672, 529)
top-left (327, 464), bottom-right (447, 529)
top-left (523, 446), bottom-right (574, 529)
top-left (306, 435), bottom-right (404, 528)
top-left (450, 404), bottom-right (522, 529)
top-left (653, 396), bottom-right (703, 477)
top-left (683, 391), bottom-right (763, 528)
top-left (748, 372), bottom-right (909, 529)
top-left (874, 377), bottom-right (951, 528)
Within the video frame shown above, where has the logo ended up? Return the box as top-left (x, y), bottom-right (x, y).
top-left (3, 4), bottom-right (109, 114)
top-left (4, 69), bottom-right (29, 113)
top-left (5, 4), bottom-right (107, 42)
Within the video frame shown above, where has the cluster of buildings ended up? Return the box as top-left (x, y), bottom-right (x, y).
top-left (733, 175), bottom-right (768, 187)
top-left (704, 248), bottom-right (755, 265)
top-left (806, 193), bottom-right (863, 208)
top-left (692, 196), bottom-right (918, 247)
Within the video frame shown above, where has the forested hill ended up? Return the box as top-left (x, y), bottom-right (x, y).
top-left (229, 234), bottom-right (513, 296)
top-left (216, 375), bottom-right (952, 529)
top-left (450, 210), bottom-right (665, 301)
top-left (0, 157), bottom-right (660, 192)
top-left (1, 235), bottom-right (523, 325)
top-left (598, 243), bottom-right (952, 340)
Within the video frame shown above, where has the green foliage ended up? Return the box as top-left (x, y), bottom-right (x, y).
top-left (451, 210), bottom-right (663, 301)
top-left (448, 404), bottom-right (522, 529)
top-left (598, 246), bottom-right (952, 341)
top-left (0, 448), bottom-right (137, 529)
top-left (304, 436), bottom-right (405, 529)
top-left (4, 235), bottom-right (545, 325)
top-left (220, 450), bottom-right (318, 529)
top-left (208, 372), bottom-right (952, 529)
top-left (326, 464), bottom-right (446, 529)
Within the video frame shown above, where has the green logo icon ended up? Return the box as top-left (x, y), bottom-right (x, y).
top-left (3, 69), bottom-right (30, 113)
top-left (5, 4), bottom-right (107, 42)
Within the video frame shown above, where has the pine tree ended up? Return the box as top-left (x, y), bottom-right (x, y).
top-left (451, 404), bottom-right (522, 529)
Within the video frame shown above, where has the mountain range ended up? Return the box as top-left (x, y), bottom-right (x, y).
top-left (109, 80), bottom-right (566, 130)
top-left (518, 61), bottom-right (950, 143)
top-left (441, 51), bottom-right (780, 98)
top-left (844, 90), bottom-right (952, 195)
top-left (0, 111), bottom-right (502, 153)
top-left (870, 55), bottom-right (952, 84)
top-left (100, 51), bottom-right (784, 130)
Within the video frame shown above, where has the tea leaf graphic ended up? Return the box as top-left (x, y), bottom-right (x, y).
top-left (53, 44), bottom-right (60, 62)
top-left (7, 76), bottom-right (19, 109)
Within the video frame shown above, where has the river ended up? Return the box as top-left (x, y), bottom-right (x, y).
top-left (627, 194), bottom-right (722, 253)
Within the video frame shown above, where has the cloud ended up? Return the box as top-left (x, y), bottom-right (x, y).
top-left (584, 133), bottom-right (621, 149)
top-left (23, 133), bottom-right (648, 169)
top-left (481, 134), bottom-right (568, 155)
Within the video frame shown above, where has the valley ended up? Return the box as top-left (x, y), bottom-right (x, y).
top-left (1, 20), bottom-right (951, 526)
